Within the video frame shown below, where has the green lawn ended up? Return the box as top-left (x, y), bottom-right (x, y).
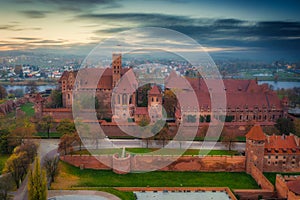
top-left (20, 102), bottom-right (35, 117)
top-left (73, 148), bottom-right (239, 156)
top-left (0, 154), bottom-right (9, 174)
top-left (35, 132), bottom-right (63, 138)
top-left (60, 161), bottom-right (259, 189)
top-left (264, 172), bottom-right (300, 186)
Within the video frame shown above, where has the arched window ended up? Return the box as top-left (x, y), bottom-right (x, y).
top-left (118, 95), bottom-right (120, 104)
top-left (67, 93), bottom-right (70, 99)
top-left (122, 94), bottom-right (127, 105)
top-left (152, 97), bottom-right (154, 102)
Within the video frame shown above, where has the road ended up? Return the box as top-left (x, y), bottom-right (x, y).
top-left (83, 139), bottom-right (246, 152)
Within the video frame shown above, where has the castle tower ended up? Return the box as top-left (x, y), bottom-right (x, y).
top-left (34, 93), bottom-right (44, 118)
top-left (148, 85), bottom-right (162, 123)
top-left (245, 125), bottom-right (266, 173)
top-left (112, 53), bottom-right (122, 88)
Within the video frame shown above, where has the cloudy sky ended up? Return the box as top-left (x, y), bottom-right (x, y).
top-left (1, 0), bottom-right (300, 60)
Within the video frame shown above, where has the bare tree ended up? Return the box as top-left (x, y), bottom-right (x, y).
top-left (43, 155), bottom-right (59, 185)
top-left (0, 173), bottom-right (14, 200)
top-left (221, 129), bottom-right (237, 151)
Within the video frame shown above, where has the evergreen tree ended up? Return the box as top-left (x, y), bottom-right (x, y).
top-left (27, 157), bottom-right (47, 200)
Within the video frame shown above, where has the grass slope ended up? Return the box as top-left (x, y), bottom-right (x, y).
top-left (58, 161), bottom-right (259, 189)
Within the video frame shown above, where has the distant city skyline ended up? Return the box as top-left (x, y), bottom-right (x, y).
top-left (0, 0), bottom-right (300, 61)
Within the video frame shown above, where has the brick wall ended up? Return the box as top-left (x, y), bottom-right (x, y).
top-left (250, 164), bottom-right (274, 191)
top-left (276, 174), bottom-right (289, 198)
top-left (61, 154), bottom-right (246, 172)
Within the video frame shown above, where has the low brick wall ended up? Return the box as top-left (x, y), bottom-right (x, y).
top-left (233, 189), bottom-right (274, 200)
top-left (0, 97), bottom-right (28, 115)
top-left (61, 154), bottom-right (246, 172)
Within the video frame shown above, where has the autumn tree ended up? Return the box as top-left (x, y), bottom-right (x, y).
top-left (56, 119), bottom-right (76, 135)
top-left (294, 118), bottom-right (300, 137)
top-left (28, 157), bottom-right (47, 200)
top-left (3, 151), bottom-right (28, 188)
top-left (3, 143), bottom-right (38, 188)
top-left (58, 134), bottom-right (76, 155)
top-left (163, 89), bottom-right (177, 118)
top-left (9, 117), bottom-right (36, 146)
top-left (38, 115), bottom-right (54, 138)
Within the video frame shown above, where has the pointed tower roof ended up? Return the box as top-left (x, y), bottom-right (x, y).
top-left (149, 85), bottom-right (161, 95)
top-left (35, 93), bottom-right (44, 102)
top-left (246, 124), bottom-right (266, 141)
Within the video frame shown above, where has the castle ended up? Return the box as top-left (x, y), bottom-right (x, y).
top-left (58, 53), bottom-right (287, 125)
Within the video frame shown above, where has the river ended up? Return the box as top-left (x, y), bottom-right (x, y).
top-left (258, 81), bottom-right (300, 90)
top-left (4, 85), bottom-right (57, 93)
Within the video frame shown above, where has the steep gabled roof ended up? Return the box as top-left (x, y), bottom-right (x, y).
top-left (149, 85), bottom-right (161, 95)
top-left (246, 125), bottom-right (266, 141)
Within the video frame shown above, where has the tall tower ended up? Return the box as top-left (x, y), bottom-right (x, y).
top-left (245, 125), bottom-right (266, 173)
top-left (148, 85), bottom-right (163, 123)
top-left (112, 53), bottom-right (122, 88)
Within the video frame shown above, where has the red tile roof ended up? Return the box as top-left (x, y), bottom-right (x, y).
top-left (265, 135), bottom-right (298, 149)
top-left (246, 125), bottom-right (266, 141)
top-left (287, 180), bottom-right (300, 195)
top-left (165, 75), bottom-right (283, 110)
top-left (149, 85), bottom-right (161, 95)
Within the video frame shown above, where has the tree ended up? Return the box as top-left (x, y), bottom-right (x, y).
top-left (46, 90), bottom-right (62, 108)
top-left (221, 129), bottom-right (237, 151)
top-left (163, 89), bottom-right (177, 118)
top-left (0, 173), bottom-right (14, 200)
top-left (28, 157), bottom-right (47, 200)
top-left (56, 119), bottom-right (76, 135)
top-left (58, 134), bottom-right (76, 155)
top-left (38, 115), bottom-right (54, 138)
top-left (9, 117), bottom-right (36, 146)
top-left (152, 120), bottom-right (170, 147)
top-left (0, 129), bottom-right (15, 154)
top-left (275, 117), bottom-right (295, 135)
top-left (137, 84), bottom-right (151, 107)
top-left (294, 119), bottom-right (300, 137)
top-left (0, 85), bottom-right (7, 99)
top-left (43, 155), bottom-right (59, 184)
top-left (3, 151), bottom-right (28, 188)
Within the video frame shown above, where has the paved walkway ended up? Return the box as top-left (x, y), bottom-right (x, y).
top-left (48, 190), bottom-right (121, 200)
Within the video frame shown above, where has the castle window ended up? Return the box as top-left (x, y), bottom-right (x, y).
top-left (152, 97), bottom-right (154, 102)
top-left (118, 95), bottom-right (120, 104)
top-left (122, 94), bottom-right (127, 105)
top-left (156, 98), bottom-right (158, 102)
top-left (68, 93), bottom-right (70, 99)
